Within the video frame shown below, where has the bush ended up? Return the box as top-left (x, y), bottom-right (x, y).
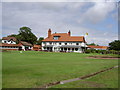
top-left (85, 49), bottom-right (91, 53)
top-left (2, 49), bottom-right (8, 52)
top-left (85, 49), bottom-right (96, 53)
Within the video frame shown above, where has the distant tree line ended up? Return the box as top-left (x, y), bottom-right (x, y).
top-left (87, 43), bottom-right (99, 46)
top-left (87, 40), bottom-right (120, 51)
top-left (7, 26), bottom-right (44, 45)
top-left (85, 40), bottom-right (120, 54)
top-left (85, 49), bottom-right (120, 55)
top-left (108, 40), bottom-right (120, 51)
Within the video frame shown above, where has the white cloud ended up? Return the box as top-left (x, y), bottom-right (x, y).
top-left (2, 2), bottom-right (118, 45)
top-left (78, 2), bottom-right (116, 24)
top-left (2, 0), bottom-right (117, 2)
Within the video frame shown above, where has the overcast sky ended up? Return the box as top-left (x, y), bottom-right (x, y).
top-left (1, 0), bottom-right (118, 46)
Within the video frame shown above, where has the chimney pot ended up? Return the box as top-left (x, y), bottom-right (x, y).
top-left (68, 30), bottom-right (71, 36)
top-left (48, 28), bottom-right (51, 37)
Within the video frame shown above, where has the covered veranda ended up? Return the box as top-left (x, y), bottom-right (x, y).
top-left (43, 45), bottom-right (86, 53)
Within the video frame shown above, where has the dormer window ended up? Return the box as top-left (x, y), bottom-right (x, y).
top-left (53, 36), bottom-right (60, 40)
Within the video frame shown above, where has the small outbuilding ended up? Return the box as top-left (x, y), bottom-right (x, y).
top-left (32, 45), bottom-right (41, 51)
top-left (87, 45), bottom-right (108, 50)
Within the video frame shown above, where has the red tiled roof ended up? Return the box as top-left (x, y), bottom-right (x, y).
top-left (42, 33), bottom-right (86, 42)
top-left (2, 37), bottom-right (17, 41)
top-left (0, 41), bottom-right (32, 47)
top-left (0, 43), bottom-right (21, 47)
top-left (20, 41), bottom-right (32, 46)
top-left (87, 45), bottom-right (108, 49)
top-left (32, 44), bottom-right (41, 50)
top-left (33, 45), bottom-right (41, 48)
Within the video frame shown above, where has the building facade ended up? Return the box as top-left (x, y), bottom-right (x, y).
top-left (32, 44), bottom-right (41, 51)
top-left (42, 29), bottom-right (87, 53)
top-left (0, 37), bottom-right (32, 51)
top-left (2, 37), bottom-right (17, 44)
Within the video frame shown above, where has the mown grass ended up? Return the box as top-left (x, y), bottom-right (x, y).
top-left (2, 51), bottom-right (118, 88)
top-left (51, 68), bottom-right (118, 88)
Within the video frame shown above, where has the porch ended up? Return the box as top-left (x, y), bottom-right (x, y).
top-left (43, 45), bottom-right (86, 53)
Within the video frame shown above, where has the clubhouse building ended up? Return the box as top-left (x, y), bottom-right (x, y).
top-left (1, 29), bottom-right (108, 52)
top-left (42, 29), bottom-right (87, 53)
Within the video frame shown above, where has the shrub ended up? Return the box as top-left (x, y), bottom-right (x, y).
top-left (85, 49), bottom-right (96, 53)
top-left (2, 49), bottom-right (8, 52)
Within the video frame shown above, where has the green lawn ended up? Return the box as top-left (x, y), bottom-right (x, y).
top-left (51, 68), bottom-right (118, 88)
top-left (2, 51), bottom-right (118, 88)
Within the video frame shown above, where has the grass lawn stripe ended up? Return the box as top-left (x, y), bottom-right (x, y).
top-left (2, 51), bottom-right (118, 88)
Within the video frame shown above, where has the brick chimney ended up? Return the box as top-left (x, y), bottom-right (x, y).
top-left (48, 28), bottom-right (51, 38)
top-left (68, 30), bottom-right (71, 36)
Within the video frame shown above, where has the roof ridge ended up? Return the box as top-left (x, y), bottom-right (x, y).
top-left (70, 36), bottom-right (84, 37)
top-left (53, 33), bottom-right (68, 34)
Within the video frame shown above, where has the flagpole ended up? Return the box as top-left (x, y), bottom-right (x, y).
top-left (84, 33), bottom-right (88, 53)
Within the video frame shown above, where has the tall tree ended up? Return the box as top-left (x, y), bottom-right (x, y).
top-left (109, 40), bottom-right (120, 51)
top-left (36, 37), bottom-right (44, 45)
top-left (18, 27), bottom-right (37, 44)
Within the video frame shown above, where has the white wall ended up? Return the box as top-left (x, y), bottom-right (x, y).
top-left (42, 42), bottom-right (84, 46)
top-left (22, 46), bottom-right (25, 51)
top-left (2, 40), bottom-right (16, 44)
top-left (41, 41), bottom-right (86, 53)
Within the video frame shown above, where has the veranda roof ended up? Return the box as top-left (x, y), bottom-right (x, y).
top-left (60, 45), bottom-right (81, 48)
top-left (43, 45), bottom-right (87, 48)
top-left (20, 41), bottom-right (32, 46)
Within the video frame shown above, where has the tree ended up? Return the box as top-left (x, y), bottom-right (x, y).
top-left (0, 39), bottom-right (2, 43)
top-left (109, 40), bottom-right (120, 51)
top-left (18, 27), bottom-right (37, 44)
top-left (36, 37), bottom-right (44, 45)
top-left (8, 34), bottom-right (17, 37)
